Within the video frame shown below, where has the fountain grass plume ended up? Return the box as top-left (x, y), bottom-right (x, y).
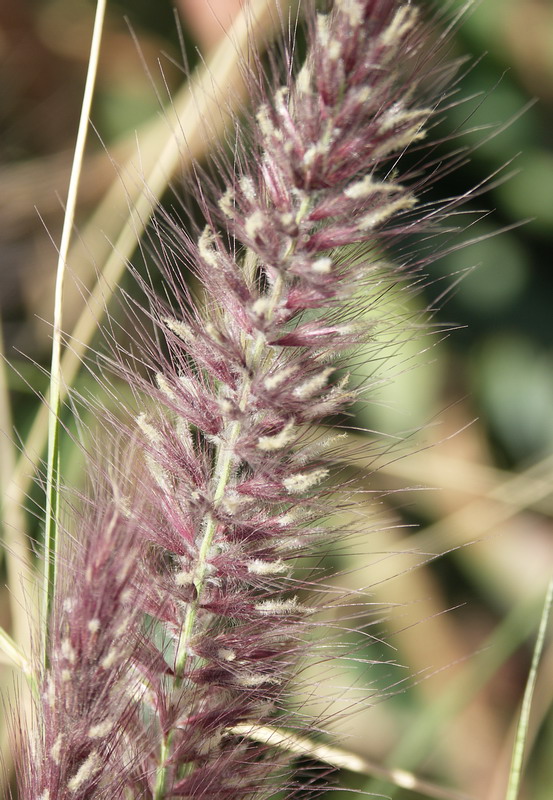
top-left (16, 469), bottom-right (163, 800)
top-left (17, 1), bottom-right (479, 798)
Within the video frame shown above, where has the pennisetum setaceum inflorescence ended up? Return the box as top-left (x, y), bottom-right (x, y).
top-left (9, 1), bottom-right (485, 798)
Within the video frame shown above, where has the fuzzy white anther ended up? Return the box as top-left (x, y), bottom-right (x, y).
top-left (219, 188), bottom-right (235, 218)
top-left (252, 297), bottom-right (272, 317)
top-left (60, 638), bottom-right (76, 664)
top-left (338, 0), bottom-right (363, 25)
top-left (359, 195), bottom-right (416, 229)
top-left (156, 373), bottom-right (176, 401)
top-left (51, 734), bottom-right (62, 764)
top-left (247, 559), bottom-right (287, 575)
top-left (257, 105), bottom-right (279, 141)
top-left (296, 63), bottom-right (312, 95)
top-left (175, 571), bottom-right (194, 586)
top-left (240, 176), bottom-right (257, 202)
top-left (255, 597), bottom-right (302, 614)
top-left (311, 257), bottom-right (332, 274)
top-left (100, 647), bottom-right (119, 670)
top-left (283, 468), bottom-right (329, 494)
top-left (198, 226), bottom-right (219, 268)
top-left (345, 175), bottom-right (402, 200)
top-left (136, 413), bottom-right (161, 445)
top-left (88, 719), bottom-right (114, 739)
top-left (237, 672), bottom-right (280, 687)
top-left (164, 317), bottom-right (195, 343)
top-left (303, 141), bottom-right (328, 167)
top-left (381, 6), bottom-right (418, 48)
top-left (67, 751), bottom-right (101, 791)
top-left (293, 368), bottom-right (334, 399)
top-left (257, 420), bottom-right (296, 451)
top-left (44, 677), bottom-right (55, 707)
top-left (87, 619), bottom-right (100, 634)
top-left (264, 365), bottom-right (297, 391)
top-left (328, 39), bottom-right (342, 60)
top-left (316, 13), bottom-right (330, 47)
top-left (146, 455), bottom-right (171, 494)
top-left (245, 210), bottom-right (265, 239)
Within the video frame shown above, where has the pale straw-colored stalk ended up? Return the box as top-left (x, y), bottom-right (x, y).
top-left (0, 318), bottom-right (36, 780)
top-left (42, 0), bottom-right (107, 663)
top-left (230, 724), bottom-right (472, 800)
top-left (0, 320), bottom-right (33, 653)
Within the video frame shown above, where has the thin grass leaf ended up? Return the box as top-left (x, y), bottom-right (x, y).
top-left (43, 0), bottom-right (107, 665)
top-left (506, 578), bottom-right (553, 800)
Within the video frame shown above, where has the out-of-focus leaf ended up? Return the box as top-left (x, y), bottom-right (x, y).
top-left (437, 223), bottom-right (529, 314)
top-left (499, 151), bottom-right (553, 235)
top-left (472, 334), bottom-right (553, 459)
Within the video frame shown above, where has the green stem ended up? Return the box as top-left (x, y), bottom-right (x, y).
top-left (154, 272), bottom-right (285, 797)
top-left (153, 735), bottom-right (171, 800)
top-left (173, 418), bottom-right (242, 679)
top-left (173, 273), bottom-right (285, 675)
top-left (506, 578), bottom-right (553, 800)
top-left (153, 164), bottom-right (310, 795)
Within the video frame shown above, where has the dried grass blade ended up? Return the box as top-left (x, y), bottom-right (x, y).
top-left (230, 725), bottom-right (474, 800)
top-left (0, 318), bottom-right (33, 653)
top-left (42, 0), bottom-right (107, 663)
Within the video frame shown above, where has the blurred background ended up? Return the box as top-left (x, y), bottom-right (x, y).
top-left (1, 0), bottom-right (552, 798)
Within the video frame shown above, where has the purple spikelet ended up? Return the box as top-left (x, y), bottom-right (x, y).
top-left (17, 1), bottom-right (470, 798)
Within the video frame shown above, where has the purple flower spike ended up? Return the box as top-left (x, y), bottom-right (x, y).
top-left (18, 496), bottom-right (159, 800)
top-left (112, 2), bottom-right (463, 796)
top-left (16, 2), bottom-right (479, 799)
